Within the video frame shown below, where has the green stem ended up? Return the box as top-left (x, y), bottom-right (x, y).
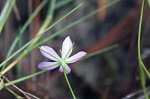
top-left (138, 0), bottom-right (149, 98)
top-left (5, 71), bottom-right (45, 87)
top-left (62, 64), bottom-right (76, 99)
top-left (139, 64), bottom-right (148, 99)
top-left (6, 87), bottom-right (23, 99)
top-left (138, 0), bottom-right (144, 63)
top-left (137, 0), bottom-right (150, 78)
top-left (0, 0), bottom-right (16, 32)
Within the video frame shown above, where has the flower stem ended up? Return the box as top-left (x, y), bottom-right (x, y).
top-left (62, 66), bottom-right (76, 99)
top-left (138, 0), bottom-right (149, 98)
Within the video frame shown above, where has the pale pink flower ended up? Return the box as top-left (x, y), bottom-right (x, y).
top-left (38, 36), bottom-right (87, 74)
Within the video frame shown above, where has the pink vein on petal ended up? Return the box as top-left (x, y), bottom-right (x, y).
top-left (40, 46), bottom-right (60, 61)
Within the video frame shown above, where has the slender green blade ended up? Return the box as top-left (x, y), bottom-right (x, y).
top-left (138, 0), bottom-right (149, 98)
top-left (0, 0), bottom-right (16, 32)
top-left (5, 71), bottom-right (45, 86)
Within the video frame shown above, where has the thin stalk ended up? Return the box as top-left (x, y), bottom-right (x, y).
top-left (139, 65), bottom-right (148, 99)
top-left (0, 0), bottom-right (16, 32)
top-left (16, 33), bottom-right (23, 77)
top-left (138, 0), bottom-right (149, 98)
top-left (6, 87), bottom-right (23, 99)
top-left (3, 76), bottom-right (40, 99)
top-left (61, 63), bottom-right (76, 99)
top-left (5, 71), bottom-right (45, 86)
top-left (63, 70), bottom-right (76, 99)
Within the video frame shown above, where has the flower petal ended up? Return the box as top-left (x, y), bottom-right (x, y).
top-left (66, 51), bottom-right (87, 63)
top-left (62, 36), bottom-right (73, 59)
top-left (38, 62), bottom-right (59, 71)
top-left (59, 64), bottom-right (71, 74)
top-left (40, 46), bottom-right (60, 61)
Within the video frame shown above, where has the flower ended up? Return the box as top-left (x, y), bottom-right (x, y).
top-left (38, 36), bottom-right (87, 74)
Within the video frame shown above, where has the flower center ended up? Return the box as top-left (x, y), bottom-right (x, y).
top-left (59, 59), bottom-right (67, 72)
top-left (60, 58), bottom-right (66, 66)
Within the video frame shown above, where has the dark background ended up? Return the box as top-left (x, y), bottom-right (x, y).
top-left (0, 0), bottom-right (150, 99)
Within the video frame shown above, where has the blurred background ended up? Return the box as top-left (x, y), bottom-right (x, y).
top-left (0, 0), bottom-right (150, 99)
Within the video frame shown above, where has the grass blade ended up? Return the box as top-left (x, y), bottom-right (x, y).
top-left (0, 0), bottom-right (16, 32)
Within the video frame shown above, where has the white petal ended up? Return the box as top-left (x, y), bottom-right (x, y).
top-left (59, 64), bottom-right (71, 74)
top-left (38, 62), bottom-right (59, 71)
top-left (59, 66), bottom-right (63, 72)
top-left (66, 51), bottom-right (87, 63)
top-left (40, 46), bottom-right (60, 61)
top-left (61, 36), bottom-right (73, 59)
